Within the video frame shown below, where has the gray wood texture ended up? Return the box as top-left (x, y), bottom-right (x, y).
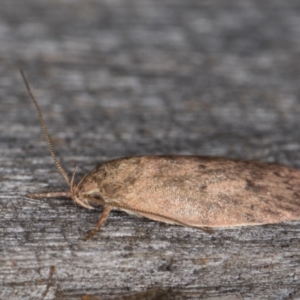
top-left (1, 0), bottom-right (300, 299)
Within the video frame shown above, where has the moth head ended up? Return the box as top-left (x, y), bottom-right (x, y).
top-left (70, 172), bottom-right (105, 210)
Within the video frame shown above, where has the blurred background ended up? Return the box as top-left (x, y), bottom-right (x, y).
top-left (1, 1), bottom-right (300, 299)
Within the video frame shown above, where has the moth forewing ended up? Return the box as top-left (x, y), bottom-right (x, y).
top-left (21, 70), bottom-right (300, 240)
top-left (77, 155), bottom-right (300, 228)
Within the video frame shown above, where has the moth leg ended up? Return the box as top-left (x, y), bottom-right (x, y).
top-left (83, 206), bottom-right (112, 241)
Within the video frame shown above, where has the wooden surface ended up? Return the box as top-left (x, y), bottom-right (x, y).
top-left (1, 1), bottom-right (300, 299)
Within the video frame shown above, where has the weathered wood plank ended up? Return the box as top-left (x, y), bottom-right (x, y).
top-left (1, 1), bottom-right (300, 299)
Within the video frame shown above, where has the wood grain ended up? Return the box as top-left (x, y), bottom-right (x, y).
top-left (1, 1), bottom-right (300, 299)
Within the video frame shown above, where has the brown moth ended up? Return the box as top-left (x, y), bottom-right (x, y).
top-left (21, 70), bottom-right (300, 240)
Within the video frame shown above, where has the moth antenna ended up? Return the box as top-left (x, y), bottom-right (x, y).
top-left (20, 70), bottom-right (71, 187)
top-left (70, 166), bottom-right (78, 194)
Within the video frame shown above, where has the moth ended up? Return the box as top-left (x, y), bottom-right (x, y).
top-left (21, 70), bottom-right (300, 240)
